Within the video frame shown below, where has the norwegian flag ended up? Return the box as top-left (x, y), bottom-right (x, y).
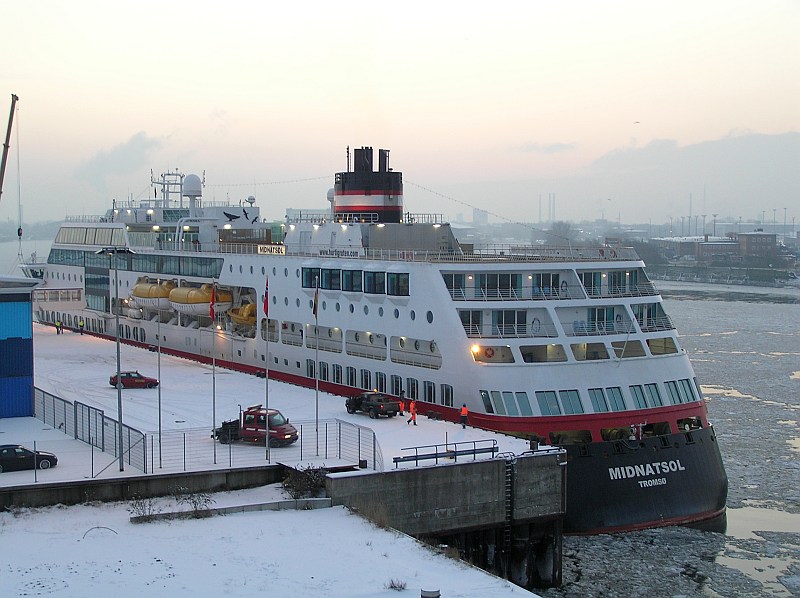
top-left (209, 282), bottom-right (216, 319)
top-left (264, 278), bottom-right (269, 316)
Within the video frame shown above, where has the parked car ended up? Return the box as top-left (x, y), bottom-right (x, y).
top-left (0, 444), bottom-right (58, 473)
top-left (109, 370), bottom-right (159, 389)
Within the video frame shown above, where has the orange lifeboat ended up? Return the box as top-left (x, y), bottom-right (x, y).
top-left (168, 284), bottom-right (232, 316)
top-left (228, 303), bottom-right (257, 326)
top-left (130, 279), bottom-right (176, 310)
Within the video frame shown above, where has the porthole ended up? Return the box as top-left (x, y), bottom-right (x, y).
top-left (284, 268), bottom-right (288, 277)
top-left (291, 323), bottom-right (296, 332)
top-left (368, 334), bottom-right (374, 344)
top-left (271, 266), bottom-right (276, 275)
top-left (426, 311), bottom-right (433, 324)
top-left (410, 310), bottom-right (416, 321)
top-left (430, 341), bottom-right (436, 352)
top-left (414, 340), bottom-right (420, 351)
top-left (394, 308), bottom-right (399, 319)
top-left (262, 266), bottom-right (266, 275)
top-left (349, 304), bottom-right (354, 314)
top-left (296, 298), bottom-right (301, 307)
top-left (378, 307), bottom-right (384, 317)
top-left (239, 265), bottom-right (243, 273)
top-left (355, 332), bottom-right (360, 342)
top-left (284, 297), bottom-right (289, 306)
top-left (336, 302), bottom-right (341, 312)
top-left (229, 265), bottom-right (233, 272)
top-left (250, 266), bottom-right (254, 274)
top-left (322, 300), bottom-right (327, 311)
top-left (296, 269), bottom-right (300, 278)
top-left (363, 305), bottom-right (369, 315)
top-left (399, 338), bottom-right (406, 348)
top-left (328, 329), bottom-right (333, 338)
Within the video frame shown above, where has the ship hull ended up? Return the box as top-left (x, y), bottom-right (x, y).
top-left (561, 426), bottom-right (727, 534)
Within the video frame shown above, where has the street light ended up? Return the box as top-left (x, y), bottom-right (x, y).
top-left (97, 246), bottom-right (135, 472)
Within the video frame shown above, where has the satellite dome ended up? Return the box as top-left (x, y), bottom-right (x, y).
top-left (327, 188), bottom-right (335, 202)
top-left (183, 174), bottom-right (202, 198)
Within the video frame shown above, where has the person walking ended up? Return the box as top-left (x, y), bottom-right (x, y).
top-left (460, 403), bottom-right (469, 429)
top-left (78, 318), bottom-right (85, 335)
top-left (406, 398), bottom-right (417, 426)
top-left (398, 390), bottom-right (405, 416)
top-left (55, 320), bottom-right (62, 335)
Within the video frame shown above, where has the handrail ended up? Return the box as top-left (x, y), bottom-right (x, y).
top-left (392, 439), bottom-right (498, 467)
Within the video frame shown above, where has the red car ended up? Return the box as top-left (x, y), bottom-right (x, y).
top-left (109, 371), bottom-right (159, 389)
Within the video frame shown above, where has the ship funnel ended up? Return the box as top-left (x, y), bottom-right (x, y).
top-left (333, 146), bottom-right (403, 223)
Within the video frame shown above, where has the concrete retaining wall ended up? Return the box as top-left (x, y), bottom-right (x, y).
top-left (327, 452), bottom-right (565, 536)
top-left (0, 466), bottom-right (285, 509)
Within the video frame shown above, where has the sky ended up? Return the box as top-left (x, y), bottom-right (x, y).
top-left (1, 1), bottom-right (798, 229)
top-left (0, 324), bottom-right (537, 597)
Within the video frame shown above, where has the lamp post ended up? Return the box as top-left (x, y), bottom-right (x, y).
top-left (97, 246), bottom-right (135, 472)
top-left (157, 278), bottom-right (163, 469)
top-left (314, 275), bottom-right (320, 456)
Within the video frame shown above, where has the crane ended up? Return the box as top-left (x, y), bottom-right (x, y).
top-left (0, 93), bottom-right (19, 207)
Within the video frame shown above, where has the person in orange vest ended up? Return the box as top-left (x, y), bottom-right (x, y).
top-left (460, 404), bottom-right (469, 429)
top-left (397, 390), bottom-right (405, 416)
top-left (406, 399), bottom-right (417, 426)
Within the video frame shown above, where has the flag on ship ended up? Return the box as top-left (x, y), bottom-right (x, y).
top-left (312, 281), bottom-right (319, 319)
top-left (264, 278), bottom-right (269, 316)
top-left (209, 282), bottom-right (216, 319)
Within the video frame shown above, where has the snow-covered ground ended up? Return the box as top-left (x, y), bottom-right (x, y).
top-left (0, 325), bottom-right (538, 597)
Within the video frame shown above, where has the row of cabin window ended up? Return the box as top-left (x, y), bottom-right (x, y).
top-left (480, 377), bottom-right (700, 417)
top-left (443, 271), bottom-right (641, 294)
top-left (306, 360), bottom-right (453, 406)
top-left (49, 249), bottom-right (224, 280)
top-left (302, 267), bottom-right (409, 295)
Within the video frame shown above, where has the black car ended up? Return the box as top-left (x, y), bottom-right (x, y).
top-left (0, 444), bottom-right (58, 473)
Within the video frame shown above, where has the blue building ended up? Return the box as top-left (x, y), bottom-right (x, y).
top-left (0, 275), bottom-right (40, 418)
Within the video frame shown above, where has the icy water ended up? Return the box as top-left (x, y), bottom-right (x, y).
top-left (545, 282), bottom-right (800, 597)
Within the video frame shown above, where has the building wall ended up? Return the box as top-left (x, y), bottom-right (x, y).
top-left (0, 288), bottom-right (36, 417)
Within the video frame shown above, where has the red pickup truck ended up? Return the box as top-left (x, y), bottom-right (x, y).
top-left (213, 405), bottom-right (299, 447)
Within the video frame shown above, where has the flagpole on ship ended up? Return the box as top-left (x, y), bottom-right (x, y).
top-left (314, 276), bottom-right (320, 456)
top-left (264, 276), bottom-right (270, 463)
top-left (211, 279), bottom-right (217, 465)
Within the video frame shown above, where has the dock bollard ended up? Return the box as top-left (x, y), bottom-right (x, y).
top-left (421, 591), bottom-right (440, 598)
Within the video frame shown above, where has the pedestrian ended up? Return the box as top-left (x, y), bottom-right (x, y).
top-left (398, 390), bottom-right (405, 416)
top-left (460, 403), bottom-right (469, 429)
top-left (78, 318), bottom-right (85, 335)
top-left (55, 320), bottom-right (62, 335)
top-left (407, 399), bottom-right (417, 426)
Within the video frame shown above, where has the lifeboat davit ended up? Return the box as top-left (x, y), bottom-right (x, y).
top-left (130, 279), bottom-right (177, 310)
top-left (169, 284), bottom-right (232, 316)
top-left (228, 303), bottom-right (257, 326)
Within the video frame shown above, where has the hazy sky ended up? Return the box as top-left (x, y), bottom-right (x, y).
top-left (1, 1), bottom-right (798, 228)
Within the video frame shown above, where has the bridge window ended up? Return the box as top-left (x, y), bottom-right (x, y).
top-left (535, 391), bottom-right (561, 416)
top-left (588, 388), bottom-right (609, 412)
top-left (645, 383), bottom-right (663, 406)
top-left (559, 390), bottom-right (584, 414)
top-left (606, 386), bottom-right (626, 411)
top-left (629, 385), bottom-right (648, 409)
